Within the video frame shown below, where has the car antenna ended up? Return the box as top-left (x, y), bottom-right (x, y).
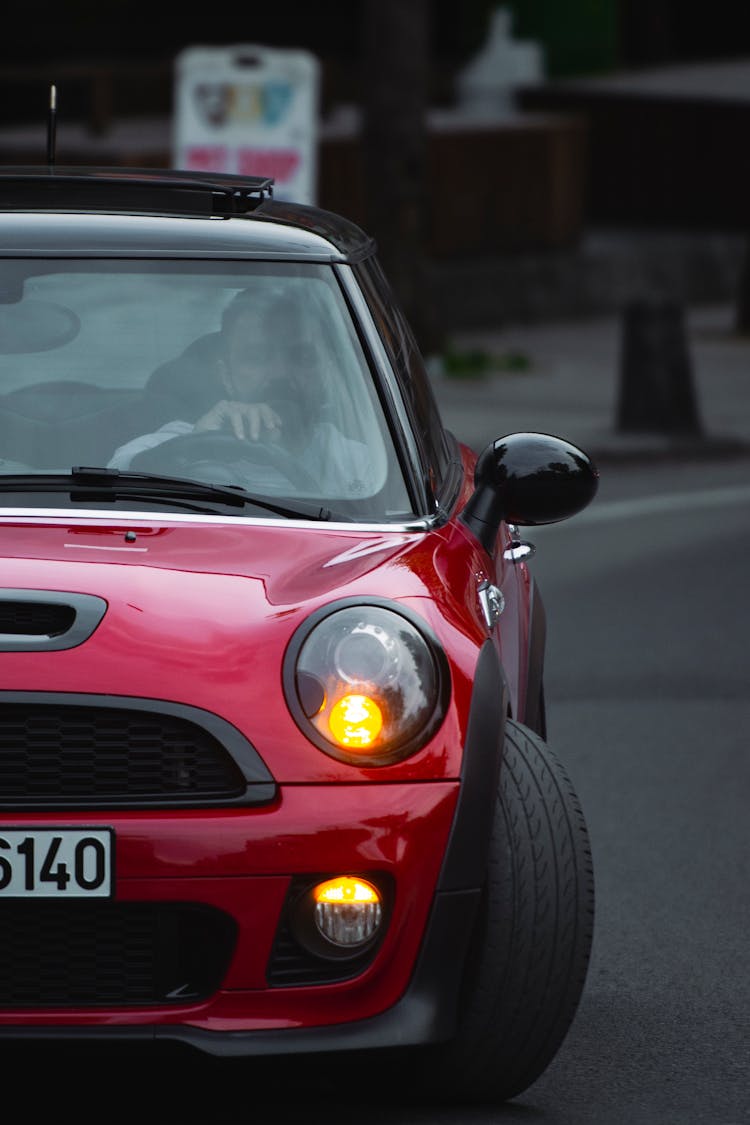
top-left (47, 83), bottom-right (57, 167)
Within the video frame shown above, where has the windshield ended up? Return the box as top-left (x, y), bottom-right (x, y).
top-left (0, 260), bottom-right (413, 519)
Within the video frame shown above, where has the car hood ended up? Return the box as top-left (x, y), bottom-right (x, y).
top-left (0, 515), bottom-right (434, 600)
top-left (0, 515), bottom-right (487, 782)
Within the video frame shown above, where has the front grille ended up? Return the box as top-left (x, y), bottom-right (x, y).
top-left (0, 702), bottom-right (248, 807)
top-left (0, 901), bottom-right (237, 1008)
top-left (0, 602), bottom-right (75, 636)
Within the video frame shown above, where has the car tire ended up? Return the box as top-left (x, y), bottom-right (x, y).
top-left (418, 718), bottom-right (594, 1103)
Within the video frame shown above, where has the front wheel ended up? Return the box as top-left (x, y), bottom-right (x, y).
top-left (419, 718), bottom-right (594, 1103)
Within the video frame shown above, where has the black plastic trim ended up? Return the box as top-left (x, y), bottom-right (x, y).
top-left (0, 691), bottom-right (276, 809)
top-left (0, 590), bottom-right (106, 651)
top-left (436, 640), bottom-right (507, 892)
top-left (523, 578), bottom-right (547, 738)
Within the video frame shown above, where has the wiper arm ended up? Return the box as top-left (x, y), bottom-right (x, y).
top-left (72, 465), bottom-right (251, 506)
top-left (0, 468), bottom-right (333, 521)
top-left (71, 467), bottom-right (334, 520)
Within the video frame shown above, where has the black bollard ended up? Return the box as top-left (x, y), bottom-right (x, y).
top-left (616, 299), bottom-right (703, 436)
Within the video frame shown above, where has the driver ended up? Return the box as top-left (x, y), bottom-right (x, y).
top-left (108, 288), bottom-right (371, 495)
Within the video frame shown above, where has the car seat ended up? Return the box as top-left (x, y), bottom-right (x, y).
top-left (0, 381), bottom-right (178, 468)
top-left (145, 333), bottom-right (225, 421)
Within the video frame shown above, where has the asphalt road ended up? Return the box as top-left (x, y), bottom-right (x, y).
top-left (511, 456), bottom-right (750, 1124)
top-left (9, 456), bottom-right (750, 1125)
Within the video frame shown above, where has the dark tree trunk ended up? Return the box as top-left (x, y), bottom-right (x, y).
top-left (619, 0), bottom-right (677, 65)
top-left (361, 0), bottom-right (441, 354)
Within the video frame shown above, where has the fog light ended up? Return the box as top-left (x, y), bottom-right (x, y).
top-left (313, 876), bottom-right (383, 947)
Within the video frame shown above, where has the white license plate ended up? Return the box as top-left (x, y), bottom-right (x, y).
top-left (0, 828), bottom-right (113, 897)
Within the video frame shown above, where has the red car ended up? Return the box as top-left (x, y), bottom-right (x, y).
top-left (0, 167), bottom-right (597, 1103)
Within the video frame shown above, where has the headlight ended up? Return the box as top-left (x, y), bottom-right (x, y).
top-left (284, 601), bottom-right (448, 766)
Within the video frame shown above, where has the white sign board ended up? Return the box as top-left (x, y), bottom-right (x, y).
top-left (173, 45), bottom-right (320, 204)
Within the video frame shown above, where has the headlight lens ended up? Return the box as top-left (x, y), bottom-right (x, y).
top-left (285, 603), bottom-right (447, 766)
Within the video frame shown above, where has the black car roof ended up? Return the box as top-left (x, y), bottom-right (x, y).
top-left (0, 167), bottom-right (376, 263)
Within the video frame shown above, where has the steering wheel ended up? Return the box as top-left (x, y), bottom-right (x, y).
top-left (130, 431), bottom-right (320, 492)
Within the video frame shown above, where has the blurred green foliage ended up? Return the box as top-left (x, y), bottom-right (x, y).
top-left (442, 346), bottom-right (532, 378)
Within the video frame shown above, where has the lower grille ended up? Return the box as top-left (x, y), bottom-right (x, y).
top-left (0, 901), bottom-right (237, 1008)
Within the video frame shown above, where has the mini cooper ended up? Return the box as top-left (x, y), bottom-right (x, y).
top-left (0, 166), bottom-right (597, 1103)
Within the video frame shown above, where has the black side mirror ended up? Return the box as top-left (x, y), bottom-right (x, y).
top-left (459, 432), bottom-right (599, 552)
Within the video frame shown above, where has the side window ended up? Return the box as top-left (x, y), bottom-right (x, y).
top-left (355, 258), bottom-right (451, 492)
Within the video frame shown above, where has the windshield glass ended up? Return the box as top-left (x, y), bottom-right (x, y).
top-left (0, 260), bottom-right (413, 519)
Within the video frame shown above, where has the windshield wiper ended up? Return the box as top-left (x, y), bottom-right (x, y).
top-left (0, 467), bottom-right (333, 521)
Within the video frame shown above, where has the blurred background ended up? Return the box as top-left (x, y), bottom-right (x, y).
top-left (2, 0), bottom-right (750, 351)
top-left (2, 7), bottom-right (750, 1120)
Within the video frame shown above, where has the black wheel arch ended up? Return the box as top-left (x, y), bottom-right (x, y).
top-left (523, 576), bottom-right (547, 738)
top-left (437, 639), bottom-right (507, 894)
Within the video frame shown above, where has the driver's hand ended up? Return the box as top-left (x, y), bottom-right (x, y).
top-left (194, 400), bottom-right (282, 441)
